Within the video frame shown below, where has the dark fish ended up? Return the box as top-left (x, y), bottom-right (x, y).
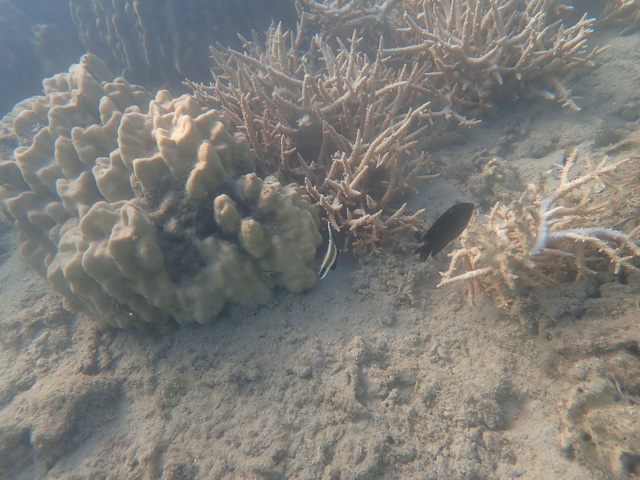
top-left (417, 202), bottom-right (474, 261)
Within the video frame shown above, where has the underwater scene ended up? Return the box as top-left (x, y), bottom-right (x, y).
top-left (0, 0), bottom-right (639, 479)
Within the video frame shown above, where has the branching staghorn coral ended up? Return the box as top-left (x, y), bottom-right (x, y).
top-left (601, 0), bottom-right (640, 34)
top-left (188, 23), bottom-right (450, 253)
top-left (189, 1), bottom-right (607, 252)
top-left (295, 0), bottom-right (403, 46)
top-left (297, 0), bottom-right (398, 20)
top-left (438, 149), bottom-right (640, 308)
top-left (386, 0), bottom-right (605, 113)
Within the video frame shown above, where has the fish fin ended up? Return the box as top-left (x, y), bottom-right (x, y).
top-left (416, 243), bottom-right (432, 261)
top-left (318, 256), bottom-right (332, 279)
top-left (319, 246), bottom-right (337, 278)
top-left (330, 252), bottom-right (339, 271)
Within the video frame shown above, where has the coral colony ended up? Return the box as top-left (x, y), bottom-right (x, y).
top-left (189, 0), bottom-right (605, 253)
top-left (1, 0), bottom-right (638, 328)
top-left (602, 0), bottom-right (640, 35)
top-left (386, 0), bottom-right (606, 113)
top-left (438, 149), bottom-right (640, 308)
top-left (188, 25), bottom-right (436, 253)
top-left (0, 56), bottom-right (321, 329)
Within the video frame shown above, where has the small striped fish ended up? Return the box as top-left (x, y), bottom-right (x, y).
top-left (319, 221), bottom-right (340, 279)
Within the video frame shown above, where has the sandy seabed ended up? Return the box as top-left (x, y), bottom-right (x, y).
top-left (0, 26), bottom-right (639, 480)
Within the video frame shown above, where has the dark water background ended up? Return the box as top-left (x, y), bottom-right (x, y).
top-left (0, 0), bottom-right (297, 117)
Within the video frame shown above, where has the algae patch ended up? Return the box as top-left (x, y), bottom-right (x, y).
top-left (157, 376), bottom-right (186, 410)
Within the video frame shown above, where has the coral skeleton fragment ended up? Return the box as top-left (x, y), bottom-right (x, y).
top-left (438, 149), bottom-right (640, 308)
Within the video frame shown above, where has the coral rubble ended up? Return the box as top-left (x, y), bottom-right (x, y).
top-left (0, 54), bottom-right (322, 329)
top-left (559, 378), bottom-right (640, 479)
top-left (438, 149), bottom-right (640, 308)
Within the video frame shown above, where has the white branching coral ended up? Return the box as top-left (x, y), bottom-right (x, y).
top-left (386, 0), bottom-right (605, 113)
top-left (438, 149), bottom-right (640, 308)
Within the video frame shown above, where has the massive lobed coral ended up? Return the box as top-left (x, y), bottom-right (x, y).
top-left (0, 54), bottom-right (322, 329)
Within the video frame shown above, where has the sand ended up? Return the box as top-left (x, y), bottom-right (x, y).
top-left (0, 22), bottom-right (639, 480)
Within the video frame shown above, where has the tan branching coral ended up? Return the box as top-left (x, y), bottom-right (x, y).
top-left (297, 0), bottom-right (398, 22)
top-left (605, 130), bottom-right (640, 224)
top-left (601, 0), bottom-right (640, 34)
top-left (438, 149), bottom-right (640, 308)
top-left (188, 23), bottom-right (446, 253)
top-left (386, 0), bottom-right (605, 113)
top-left (189, 1), bottom-right (607, 252)
top-left (295, 0), bottom-right (402, 43)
